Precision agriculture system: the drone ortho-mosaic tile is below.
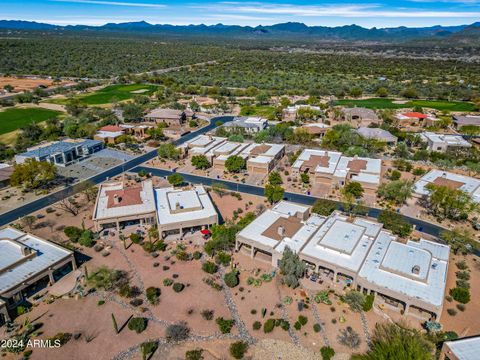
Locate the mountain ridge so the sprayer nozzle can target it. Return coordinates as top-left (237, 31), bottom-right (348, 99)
top-left (1, 19), bottom-right (479, 41)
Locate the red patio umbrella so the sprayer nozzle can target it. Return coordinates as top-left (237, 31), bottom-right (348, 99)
top-left (201, 229), bottom-right (211, 235)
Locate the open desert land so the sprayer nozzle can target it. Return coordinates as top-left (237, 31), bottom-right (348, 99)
top-left (2, 176), bottom-right (476, 360)
top-left (0, 77), bottom-right (73, 93)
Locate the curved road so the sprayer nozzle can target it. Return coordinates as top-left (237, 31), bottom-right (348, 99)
top-left (131, 165), bottom-right (449, 238)
top-left (0, 114), bottom-right (448, 239)
top-left (0, 116), bottom-right (235, 227)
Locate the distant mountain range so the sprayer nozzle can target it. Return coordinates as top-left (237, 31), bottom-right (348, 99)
top-left (1, 19), bottom-right (480, 42)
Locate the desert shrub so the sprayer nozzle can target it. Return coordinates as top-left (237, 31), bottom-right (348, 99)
top-left (313, 323), bottom-right (322, 333)
top-left (363, 294), bottom-right (375, 311)
top-left (129, 298), bottom-right (143, 307)
top-left (456, 271), bottom-right (470, 281)
top-left (251, 309), bottom-right (257, 315)
top-left (320, 346), bottom-right (335, 360)
top-left (185, 349), bottom-right (203, 360)
top-left (130, 233), bottom-right (142, 244)
top-left (97, 300), bottom-right (105, 306)
top-left (224, 270), bottom-right (239, 288)
top-left (450, 287), bottom-right (470, 304)
top-left (456, 279), bottom-right (470, 290)
top-left (456, 260), bottom-right (468, 270)
top-left (64, 226), bottom-right (83, 242)
top-left (146, 287), bottom-right (160, 305)
top-left (280, 320), bottom-right (290, 331)
top-left (48, 332), bottom-right (72, 347)
top-left (166, 322), bottom-right (190, 342)
top-left (216, 317), bottom-right (234, 334)
top-left (215, 252), bottom-right (231, 266)
top-left (253, 321), bottom-right (262, 330)
top-left (456, 304), bottom-right (466, 312)
top-left (294, 321), bottom-right (301, 330)
top-left (78, 230), bottom-right (94, 247)
top-left (230, 341), bottom-right (248, 359)
top-left (343, 290), bottom-right (366, 312)
top-left (201, 309), bottom-right (214, 321)
top-left (447, 308), bottom-right (457, 316)
top-left (128, 317), bottom-right (147, 334)
top-left (172, 283), bottom-right (185, 293)
top-left (298, 315), bottom-right (308, 326)
top-left (140, 341), bottom-right (158, 359)
top-left (192, 251), bottom-right (202, 260)
top-left (263, 319), bottom-right (275, 333)
top-left (337, 326), bottom-right (361, 349)
top-left (202, 261), bottom-right (217, 274)
top-left (176, 250), bottom-right (189, 261)
top-left (163, 278), bottom-right (173, 286)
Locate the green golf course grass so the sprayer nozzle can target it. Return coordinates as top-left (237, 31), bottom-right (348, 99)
top-left (78, 84), bottom-right (159, 105)
top-left (0, 107), bottom-right (61, 135)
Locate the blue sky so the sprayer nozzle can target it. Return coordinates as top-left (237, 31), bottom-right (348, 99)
top-left (2, 0), bottom-right (480, 28)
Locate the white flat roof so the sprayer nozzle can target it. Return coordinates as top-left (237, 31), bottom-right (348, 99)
top-left (292, 149), bottom-right (342, 175)
top-left (95, 131), bottom-right (124, 138)
top-left (93, 180), bottom-right (156, 221)
top-left (272, 201), bottom-right (310, 217)
top-left (247, 155), bottom-right (272, 165)
top-left (301, 213), bottom-right (376, 273)
top-left (445, 336), bottom-right (480, 360)
top-left (358, 236), bottom-right (449, 307)
top-left (414, 169), bottom-right (480, 203)
top-left (238, 208), bottom-right (324, 253)
top-left (421, 132), bottom-right (471, 148)
top-left (155, 186), bottom-right (217, 226)
top-left (0, 228), bottom-right (72, 294)
top-left (334, 156), bottom-right (382, 184)
top-left (180, 135), bottom-right (227, 155)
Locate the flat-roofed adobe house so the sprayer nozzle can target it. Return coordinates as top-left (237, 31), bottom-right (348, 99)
top-left (283, 105), bottom-right (322, 121)
top-left (356, 127), bottom-right (398, 145)
top-left (292, 149), bottom-right (382, 194)
top-left (94, 125), bottom-right (125, 144)
top-left (440, 335), bottom-right (480, 360)
top-left (211, 141), bottom-right (250, 171)
top-left (301, 123), bottom-right (331, 138)
top-left (236, 201), bottom-right (450, 321)
top-left (241, 143), bottom-right (285, 174)
top-left (221, 117), bottom-right (267, 134)
top-left (341, 107), bottom-right (379, 126)
top-left (155, 186), bottom-right (218, 240)
top-left (0, 227), bottom-right (76, 325)
top-left (144, 108), bottom-right (194, 126)
top-left (420, 132), bottom-right (471, 152)
top-left (414, 170), bottom-right (480, 203)
top-left (178, 135), bottom-right (227, 161)
top-left (93, 180), bottom-right (157, 231)
top-left (452, 115), bottom-right (480, 129)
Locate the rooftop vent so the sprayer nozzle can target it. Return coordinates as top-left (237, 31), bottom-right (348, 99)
top-left (412, 265), bottom-right (420, 275)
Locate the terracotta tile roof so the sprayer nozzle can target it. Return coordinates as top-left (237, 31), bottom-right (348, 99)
top-left (347, 159), bottom-right (367, 173)
top-left (262, 216), bottom-right (303, 241)
top-left (99, 125), bottom-right (124, 132)
top-left (432, 177), bottom-right (465, 190)
top-left (402, 112), bottom-right (428, 119)
top-left (301, 155), bottom-right (330, 170)
top-left (105, 187), bottom-right (143, 208)
top-left (250, 144), bottom-right (272, 156)
top-left (302, 125), bottom-right (329, 135)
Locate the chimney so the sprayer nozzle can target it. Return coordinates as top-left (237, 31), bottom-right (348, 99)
top-left (176, 202), bottom-right (181, 210)
top-left (113, 194), bottom-right (121, 204)
top-left (277, 225), bottom-right (285, 238)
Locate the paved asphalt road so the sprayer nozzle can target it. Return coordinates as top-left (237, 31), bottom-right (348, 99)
top-left (0, 115), bottom-right (235, 227)
top-left (0, 113), bottom-right (448, 240)
top-left (132, 165), bottom-right (449, 238)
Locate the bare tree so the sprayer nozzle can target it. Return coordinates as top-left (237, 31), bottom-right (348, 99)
top-left (77, 181), bottom-right (98, 203)
top-left (54, 198), bottom-right (81, 216)
top-left (21, 215), bottom-right (37, 231)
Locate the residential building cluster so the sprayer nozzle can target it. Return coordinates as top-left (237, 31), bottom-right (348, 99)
top-left (236, 201), bottom-right (450, 320)
top-left (292, 149), bottom-right (382, 194)
top-left (179, 135), bottom-right (285, 174)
